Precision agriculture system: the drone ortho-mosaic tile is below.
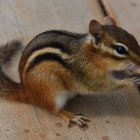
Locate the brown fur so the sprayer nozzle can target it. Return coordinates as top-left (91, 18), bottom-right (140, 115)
top-left (22, 61), bottom-right (74, 111)
top-left (0, 17), bottom-right (140, 130)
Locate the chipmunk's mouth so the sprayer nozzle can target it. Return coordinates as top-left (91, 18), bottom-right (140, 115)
top-left (108, 62), bottom-right (140, 92)
top-left (109, 70), bottom-right (131, 80)
top-left (109, 68), bottom-right (140, 80)
top-left (109, 61), bottom-right (140, 80)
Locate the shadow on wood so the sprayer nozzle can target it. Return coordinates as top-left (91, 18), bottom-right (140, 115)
top-left (65, 88), bottom-right (140, 118)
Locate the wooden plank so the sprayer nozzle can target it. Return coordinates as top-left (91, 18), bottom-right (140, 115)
top-left (31, 1), bottom-right (140, 140)
top-left (0, 101), bottom-right (45, 140)
top-left (98, 0), bottom-right (121, 26)
top-left (1, 0), bottom-right (140, 140)
top-left (0, 0), bottom-right (103, 44)
top-left (104, 0), bottom-right (140, 42)
top-left (99, 0), bottom-right (140, 139)
top-left (0, 0), bottom-right (104, 140)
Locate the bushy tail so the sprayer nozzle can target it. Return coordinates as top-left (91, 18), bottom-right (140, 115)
top-left (0, 40), bottom-right (23, 64)
top-left (0, 65), bottom-right (26, 103)
top-left (0, 40), bottom-right (24, 100)
top-left (0, 66), bottom-right (20, 95)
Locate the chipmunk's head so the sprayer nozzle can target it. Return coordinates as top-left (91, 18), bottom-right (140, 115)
top-left (89, 17), bottom-right (140, 66)
top-left (88, 17), bottom-right (140, 88)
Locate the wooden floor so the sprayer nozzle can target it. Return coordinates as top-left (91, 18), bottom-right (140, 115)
top-left (0, 0), bottom-right (140, 140)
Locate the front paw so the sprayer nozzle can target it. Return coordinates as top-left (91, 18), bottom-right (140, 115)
top-left (121, 76), bottom-right (140, 87)
top-left (129, 77), bottom-right (140, 87)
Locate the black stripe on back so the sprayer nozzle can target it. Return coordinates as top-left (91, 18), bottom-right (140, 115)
top-left (31, 42), bottom-right (71, 55)
top-left (26, 53), bottom-right (69, 72)
top-left (23, 30), bottom-right (86, 62)
top-left (23, 42), bottom-right (72, 64)
top-left (48, 30), bottom-right (86, 39)
top-left (27, 30), bottom-right (86, 57)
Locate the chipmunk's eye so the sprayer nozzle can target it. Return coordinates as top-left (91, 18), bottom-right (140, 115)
top-left (113, 45), bottom-right (128, 55)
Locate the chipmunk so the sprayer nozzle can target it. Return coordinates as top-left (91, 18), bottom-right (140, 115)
top-left (0, 17), bottom-right (140, 130)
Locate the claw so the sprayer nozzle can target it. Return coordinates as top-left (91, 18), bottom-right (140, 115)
top-left (80, 116), bottom-right (91, 122)
top-left (79, 123), bottom-right (89, 131)
top-left (68, 114), bottom-right (90, 131)
top-left (129, 77), bottom-right (140, 86)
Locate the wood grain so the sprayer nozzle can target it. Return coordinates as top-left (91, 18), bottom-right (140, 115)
top-left (100, 0), bottom-right (140, 139)
top-left (0, 0), bottom-right (103, 140)
top-left (106, 0), bottom-right (140, 43)
top-left (99, 0), bottom-right (121, 26)
top-left (0, 0), bottom-right (140, 140)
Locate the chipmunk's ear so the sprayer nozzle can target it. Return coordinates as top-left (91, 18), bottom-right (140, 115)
top-left (104, 16), bottom-right (116, 26)
top-left (89, 20), bottom-right (103, 45)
